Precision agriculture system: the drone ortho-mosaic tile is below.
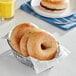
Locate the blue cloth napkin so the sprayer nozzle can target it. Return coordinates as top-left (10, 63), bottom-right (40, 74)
top-left (20, 1), bottom-right (76, 30)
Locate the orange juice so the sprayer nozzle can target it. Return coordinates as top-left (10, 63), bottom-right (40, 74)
top-left (0, 0), bottom-right (15, 19)
top-left (0, 3), bottom-right (1, 17)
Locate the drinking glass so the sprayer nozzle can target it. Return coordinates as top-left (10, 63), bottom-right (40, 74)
top-left (0, 0), bottom-right (15, 20)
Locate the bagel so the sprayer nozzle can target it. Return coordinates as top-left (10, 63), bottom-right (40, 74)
top-left (40, 0), bottom-right (69, 13)
top-left (10, 22), bottom-right (38, 54)
top-left (20, 29), bottom-right (41, 57)
top-left (27, 31), bottom-right (58, 60)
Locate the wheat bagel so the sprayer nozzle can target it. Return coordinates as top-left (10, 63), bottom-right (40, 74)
top-left (20, 29), bottom-right (41, 57)
top-left (10, 22), bottom-right (38, 54)
top-left (27, 31), bottom-right (58, 60)
top-left (40, 0), bottom-right (69, 13)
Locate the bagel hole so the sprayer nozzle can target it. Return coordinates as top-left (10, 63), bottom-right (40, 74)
top-left (41, 44), bottom-right (47, 50)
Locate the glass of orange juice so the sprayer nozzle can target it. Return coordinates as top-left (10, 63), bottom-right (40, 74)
top-left (0, 0), bottom-right (15, 20)
top-left (0, 3), bottom-right (1, 17)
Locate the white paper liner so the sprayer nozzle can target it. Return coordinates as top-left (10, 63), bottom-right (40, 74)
top-left (10, 44), bottom-right (70, 74)
top-left (29, 45), bottom-right (70, 73)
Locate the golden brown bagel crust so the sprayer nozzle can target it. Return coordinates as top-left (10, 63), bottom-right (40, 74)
top-left (40, 0), bottom-right (69, 13)
top-left (27, 31), bottom-right (58, 61)
top-left (20, 28), bottom-right (41, 57)
top-left (10, 22), bottom-right (38, 54)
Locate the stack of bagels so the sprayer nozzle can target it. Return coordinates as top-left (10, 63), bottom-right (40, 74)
top-left (10, 22), bottom-right (59, 61)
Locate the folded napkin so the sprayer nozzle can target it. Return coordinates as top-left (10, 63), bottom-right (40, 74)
top-left (20, 1), bottom-right (76, 30)
top-left (13, 44), bottom-right (70, 73)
